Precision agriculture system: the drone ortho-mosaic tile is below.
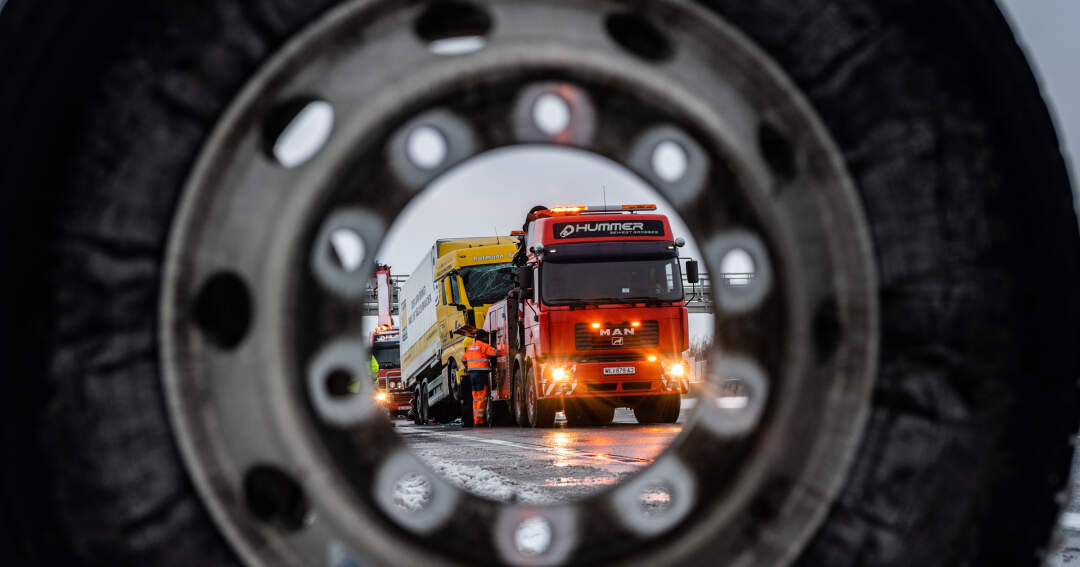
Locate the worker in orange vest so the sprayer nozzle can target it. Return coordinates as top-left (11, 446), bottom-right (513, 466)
top-left (461, 331), bottom-right (496, 427)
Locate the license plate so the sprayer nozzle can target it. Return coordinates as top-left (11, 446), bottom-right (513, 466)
top-left (603, 366), bottom-right (636, 376)
top-left (398, 405), bottom-right (411, 410)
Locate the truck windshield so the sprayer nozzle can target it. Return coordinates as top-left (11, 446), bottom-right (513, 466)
top-left (372, 344), bottom-right (399, 369)
top-left (541, 258), bottom-right (683, 304)
top-left (460, 263), bottom-right (515, 305)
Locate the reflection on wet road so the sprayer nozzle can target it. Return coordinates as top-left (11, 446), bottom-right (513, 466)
top-left (395, 406), bottom-right (687, 503)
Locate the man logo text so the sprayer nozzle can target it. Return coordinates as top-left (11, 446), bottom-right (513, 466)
top-left (599, 328), bottom-right (635, 336)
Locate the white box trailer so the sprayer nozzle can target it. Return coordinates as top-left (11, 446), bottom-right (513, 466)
top-left (400, 245), bottom-right (439, 385)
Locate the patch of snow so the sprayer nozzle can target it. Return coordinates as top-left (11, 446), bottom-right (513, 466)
top-left (417, 455), bottom-right (554, 505)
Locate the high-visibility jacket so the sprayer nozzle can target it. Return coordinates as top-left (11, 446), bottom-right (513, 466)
top-left (463, 340), bottom-right (496, 370)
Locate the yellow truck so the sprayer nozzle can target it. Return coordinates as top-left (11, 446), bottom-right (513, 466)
top-left (400, 237), bottom-right (517, 424)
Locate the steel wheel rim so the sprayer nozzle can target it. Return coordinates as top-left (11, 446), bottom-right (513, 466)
top-left (159, 1), bottom-right (879, 565)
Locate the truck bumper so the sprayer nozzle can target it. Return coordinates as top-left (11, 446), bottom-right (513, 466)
top-left (537, 360), bottom-right (690, 399)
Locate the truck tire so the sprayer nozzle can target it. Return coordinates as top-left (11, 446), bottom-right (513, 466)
top-left (524, 366), bottom-right (556, 428)
top-left (512, 363), bottom-right (528, 428)
top-left (1, 1), bottom-right (1077, 566)
top-left (632, 396), bottom-right (661, 425)
top-left (589, 400), bottom-right (616, 426)
top-left (658, 395), bottom-right (680, 424)
top-left (411, 388), bottom-right (423, 426)
top-left (452, 361), bottom-right (472, 428)
top-left (419, 387), bottom-right (430, 425)
top-left (563, 400), bottom-right (590, 427)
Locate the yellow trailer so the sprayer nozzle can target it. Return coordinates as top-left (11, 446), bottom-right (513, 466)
top-left (400, 237), bottom-right (517, 423)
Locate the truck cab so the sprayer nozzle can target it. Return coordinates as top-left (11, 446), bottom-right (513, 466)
top-left (400, 237), bottom-right (518, 423)
top-left (484, 205), bottom-right (692, 427)
top-left (370, 327), bottom-right (411, 418)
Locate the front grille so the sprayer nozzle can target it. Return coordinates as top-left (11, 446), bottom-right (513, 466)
top-left (577, 353), bottom-right (646, 363)
top-left (574, 321), bottom-right (659, 350)
top-left (585, 383), bottom-right (618, 392)
top-left (622, 382), bottom-right (651, 390)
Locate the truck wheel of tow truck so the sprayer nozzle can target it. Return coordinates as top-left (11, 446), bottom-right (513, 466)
top-left (563, 400), bottom-right (589, 427)
top-left (633, 396), bottom-right (660, 425)
top-left (588, 399), bottom-right (616, 426)
top-left (660, 394), bottom-right (681, 424)
top-left (512, 364), bottom-right (528, 428)
top-left (525, 366), bottom-right (556, 428)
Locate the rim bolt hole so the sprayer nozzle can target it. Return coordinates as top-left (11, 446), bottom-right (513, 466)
top-left (325, 368), bottom-right (355, 398)
top-left (406, 126), bottom-right (448, 169)
top-left (715, 378), bottom-right (751, 410)
top-left (392, 472), bottom-right (434, 512)
top-left (638, 481), bottom-right (675, 517)
top-left (605, 12), bottom-right (674, 62)
top-left (719, 248), bottom-right (755, 287)
top-left (328, 228), bottom-right (365, 273)
top-left (758, 121), bottom-right (796, 182)
top-left (533, 93), bottom-right (572, 136)
top-left (194, 272), bottom-right (252, 349)
top-left (514, 516), bottom-right (553, 556)
top-left (651, 140), bottom-right (688, 182)
top-left (244, 465), bottom-right (311, 531)
top-left (266, 100), bottom-right (334, 168)
top-left (416, 1), bottom-right (492, 55)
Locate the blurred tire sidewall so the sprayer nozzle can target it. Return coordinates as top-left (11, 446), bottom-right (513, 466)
top-left (1, 1), bottom-right (1077, 566)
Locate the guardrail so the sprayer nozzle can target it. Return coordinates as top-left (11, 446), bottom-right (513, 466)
top-left (358, 270), bottom-right (755, 316)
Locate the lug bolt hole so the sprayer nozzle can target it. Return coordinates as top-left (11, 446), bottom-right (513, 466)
top-left (328, 228), bottom-right (365, 273)
top-left (533, 93), bottom-right (572, 136)
top-left (416, 1), bottom-right (492, 55)
top-left (244, 465), bottom-right (311, 531)
top-left (652, 140), bottom-right (688, 182)
top-left (265, 100), bottom-right (335, 168)
top-left (393, 472), bottom-right (434, 512)
top-left (514, 516), bottom-right (553, 556)
top-left (638, 481), bottom-right (675, 517)
top-left (325, 368), bottom-right (355, 398)
top-left (406, 125), bottom-right (448, 169)
top-left (194, 272), bottom-right (252, 350)
top-left (720, 248), bottom-right (755, 287)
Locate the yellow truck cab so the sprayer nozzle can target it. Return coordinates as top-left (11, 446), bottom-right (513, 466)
top-left (400, 237), bottom-right (517, 423)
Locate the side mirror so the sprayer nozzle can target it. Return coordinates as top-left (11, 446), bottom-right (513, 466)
top-left (529, 243), bottom-right (545, 255)
top-left (685, 260), bottom-right (700, 284)
top-left (518, 266), bottom-right (534, 291)
top-left (674, 237), bottom-right (686, 248)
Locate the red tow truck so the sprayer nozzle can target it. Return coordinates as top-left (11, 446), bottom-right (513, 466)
top-left (370, 264), bottom-right (413, 418)
top-left (478, 204), bottom-right (697, 427)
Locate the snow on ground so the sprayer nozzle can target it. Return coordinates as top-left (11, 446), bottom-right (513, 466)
top-left (400, 454), bottom-right (555, 505)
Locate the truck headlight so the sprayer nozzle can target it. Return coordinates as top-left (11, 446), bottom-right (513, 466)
top-left (551, 367), bottom-right (568, 382)
top-left (663, 360), bottom-right (686, 377)
top-left (375, 391), bottom-right (388, 401)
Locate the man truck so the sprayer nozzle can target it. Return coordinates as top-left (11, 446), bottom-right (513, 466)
top-left (478, 204), bottom-right (696, 427)
top-left (400, 237), bottom-right (518, 424)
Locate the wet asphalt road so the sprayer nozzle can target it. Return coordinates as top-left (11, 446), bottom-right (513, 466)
top-left (394, 405), bottom-right (689, 504)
